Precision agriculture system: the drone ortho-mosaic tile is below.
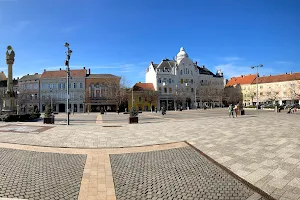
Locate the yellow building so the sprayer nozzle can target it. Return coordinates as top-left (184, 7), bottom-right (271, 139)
top-left (128, 83), bottom-right (158, 111)
top-left (225, 72), bottom-right (300, 106)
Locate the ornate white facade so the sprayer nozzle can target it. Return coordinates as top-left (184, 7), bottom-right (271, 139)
top-left (146, 47), bottom-right (225, 110)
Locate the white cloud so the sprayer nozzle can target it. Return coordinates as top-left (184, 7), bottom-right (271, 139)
top-left (62, 26), bottom-right (78, 33)
top-left (219, 56), bottom-right (243, 62)
top-left (274, 61), bottom-right (293, 65)
top-left (214, 62), bottom-right (275, 79)
top-left (12, 20), bottom-right (31, 34)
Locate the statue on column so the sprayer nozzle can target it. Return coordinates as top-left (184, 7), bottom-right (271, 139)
top-left (6, 45), bottom-right (15, 95)
top-left (6, 46), bottom-right (15, 64)
top-left (2, 45), bottom-right (17, 113)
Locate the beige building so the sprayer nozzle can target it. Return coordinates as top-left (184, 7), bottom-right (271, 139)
top-left (253, 72), bottom-right (300, 105)
top-left (18, 73), bottom-right (41, 112)
top-left (225, 72), bottom-right (300, 106)
top-left (40, 67), bottom-right (87, 113)
top-left (0, 71), bottom-right (18, 111)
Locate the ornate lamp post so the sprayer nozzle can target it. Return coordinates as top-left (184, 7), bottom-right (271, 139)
top-left (64, 42), bottom-right (72, 125)
top-left (251, 64), bottom-right (263, 111)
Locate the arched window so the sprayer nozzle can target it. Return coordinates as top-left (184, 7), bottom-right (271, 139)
top-left (180, 70), bottom-right (183, 75)
top-left (164, 87), bottom-right (167, 93)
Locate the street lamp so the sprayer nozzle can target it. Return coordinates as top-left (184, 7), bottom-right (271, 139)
top-left (49, 88), bottom-right (53, 112)
top-left (64, 42), bottom-right (72, 125)
top-left (162, 82), bottom-right (168, 110)
top-left (251, 64), bottom-right (263, 111)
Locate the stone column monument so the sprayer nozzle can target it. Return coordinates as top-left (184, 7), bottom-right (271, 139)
top-left (2, 45), bottom-right (17, 113)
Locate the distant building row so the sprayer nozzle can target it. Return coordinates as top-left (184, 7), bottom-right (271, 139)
top-left (225, 72), bottom-right (300, 106)
top-left (0, 68), bottom-right (120, 113)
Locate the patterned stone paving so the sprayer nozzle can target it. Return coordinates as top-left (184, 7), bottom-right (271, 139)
top-left (0, 148), bottom-right (86, 200)
top-left (110, 146), bottom-right (274, 200)
top-left (0, 125), bottom-right (53, 134)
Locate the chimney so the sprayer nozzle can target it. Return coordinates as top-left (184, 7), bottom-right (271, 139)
top-left (241, 75), bottom-right (243, 77)
top-left (290, 71), bottom-right (292, 75)
top-left (59, 68), bottom-right (61, 70)
top-left (1, 71), bottom-right (3, 73)
top-left (286, 72), bottom-right (288, 74)
top-left (83, 66), bottom-right (85, 69)
top-left (17, 77), bottom-right (19, 80)
top-left (151, 61), bottom-right (153, 65)
top-left (35, 73), bottom-right (38, 75)
top-left (88, 68), bottom-right (91, 75)
top-left (44, 69), bottom-right (46, 72)
top-left (27, 74), bottom-right (29, 76)
top-left (195, 61), bottom-right (197, 66)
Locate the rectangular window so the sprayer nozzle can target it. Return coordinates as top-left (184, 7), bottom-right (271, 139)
top-left (58, 83), bottom-right (61, 89)
top-left (191, 79), bottom-right (193, 84)
top-left (145, 96), bottom-right (148, 101)
top-left (260, 92), bottom-right (263, 95)
top-left (181, 79), bottom-right (183, 84)
top-left (80, 82), bottom-right (83, 88)
top-left (158, 78), bottom-right (161, 83)
top-left (52, 83), bottom-right (56, 89)
top-left (74, 83), bottom-right (76, 88)
top-left (138, 96), bottom-right (142, 102)
top-left (169, 78), bottom-right (171, 84)
top-left (48, 84), bottom-right (51, 89)
top-left (164, 87), bottom-right (167, 93)
top-left (62, 83), bottom-right (66, 89)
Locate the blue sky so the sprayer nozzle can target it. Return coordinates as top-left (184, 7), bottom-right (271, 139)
top-left (0, 0), bottom-right (299, 86)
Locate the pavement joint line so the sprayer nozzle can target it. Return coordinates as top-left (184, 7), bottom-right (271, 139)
top-left (185, 141), bottom-right (277, 200)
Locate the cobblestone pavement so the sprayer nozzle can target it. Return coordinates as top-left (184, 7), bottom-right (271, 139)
top-left (110, 146), bottom-right (273, 200)
top-left (0, 147), bottom-right (86, 200)
top-left (0, 109), bottom-right (300, 199)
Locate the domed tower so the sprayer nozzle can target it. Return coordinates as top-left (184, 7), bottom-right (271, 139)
top-left (216, 69), bottom-right (223, 77)
top-left (176, 47), bottom-right (188, 63)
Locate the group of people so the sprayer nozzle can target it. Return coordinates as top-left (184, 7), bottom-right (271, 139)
top-left (228, 104), bottom-right (240, 118)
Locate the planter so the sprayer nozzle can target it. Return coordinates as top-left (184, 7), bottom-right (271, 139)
top-left (44, 117), bottom-right (54, 124)
top-left (129, 116), bottom-right (138, 124)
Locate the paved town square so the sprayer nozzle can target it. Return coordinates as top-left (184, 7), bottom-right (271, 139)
top-left (0, 109), bottom-right (299, 199)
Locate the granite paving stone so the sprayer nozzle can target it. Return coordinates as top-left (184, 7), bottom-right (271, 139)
top-left (110, 146), bottom-right (274, 200)
top-left (0, 148), bottom-right (86, 200)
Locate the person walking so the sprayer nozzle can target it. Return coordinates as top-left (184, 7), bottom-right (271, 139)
top-left (234, 104), bottom-right (238, 117)
top-left (228, 104), bottom-right (234, 118)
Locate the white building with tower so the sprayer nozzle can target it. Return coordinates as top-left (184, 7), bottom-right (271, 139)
top-left (146, 47), bottom-right (225, 110)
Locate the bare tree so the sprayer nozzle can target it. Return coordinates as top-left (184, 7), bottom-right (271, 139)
top-left (290, 80), bottom-right (300, 103)
top-left (172, 86), bottom-right (187, 109)
top-left (145, 89), bottom-right (158, 112)
top-left (224, 85), bottom-right (243, 105)
top-left (106, 76), bottom-right (131, 111)
top-left (264, 86), bottom-right (279, 104)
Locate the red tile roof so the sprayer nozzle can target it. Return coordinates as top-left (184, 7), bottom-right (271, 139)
top-left (226, 74), bottom-right (257, 87)
top-left (133, 83), bottom-right (155, 91)
top-left (41, 69), bottom-right (86, 78)
top-left (254, 72), bottom-right (300, 84)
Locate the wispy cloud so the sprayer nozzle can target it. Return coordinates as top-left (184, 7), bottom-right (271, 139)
top-left (62, 26), bottom-right (79, 33)
top-left (214, 62), bottom-right (275, 79)
top-left (274, 61), bottom-right (293, 65)
top-left (12, 20), bottom-right (31, 34)
top-left (219, 56), bottom-right (243, 62)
